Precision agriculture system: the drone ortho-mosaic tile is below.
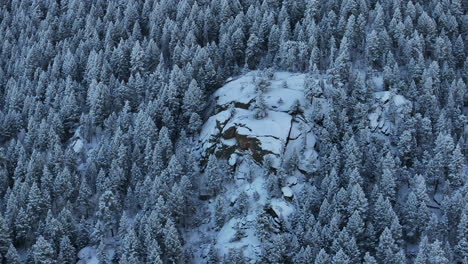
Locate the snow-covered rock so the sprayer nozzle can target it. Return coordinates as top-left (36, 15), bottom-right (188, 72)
top-left (215, 72), bottom-right (306, 112)
top-left (194, 71), bottom-right (416, 263)
top-left (72, 138), bottom-right (84, 153)
top-left (286, 176), bottom-right (298, 186)
top-left (281, 186), bottom-right (293, 200)
top-left (369, 91), bottom-right (411, 135)
top-left (199, 71), bottom-right (318, 173)
top-left (77, 247), bottom-right (98, 264)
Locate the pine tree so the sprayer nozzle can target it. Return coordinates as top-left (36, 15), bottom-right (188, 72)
top-left (5, 244), bottom-right (20, 264)
top-left (456, 212), bottom-right (468, 261)
top-left (97, 240), bottom-right (108, 264)
top-left (119, 227), bottom-right (141, 263)
top-left (254, 94), bottom-right (268, 119)
top-left (376, 228), bottom-right (402, 264)
top-left (448, 144), bottom-right (465, 189)
top-left (60, 87), bottom-right (80, 133)
top-left (130, 41), bottom-right (146, 75)
top-left (76, 217), bottom-right (90, 250)
top-left (343, 136), bottom-right (362, 174)
top-left (456, 237), bottom-right (468, 262)
top-left (76, 178), bottom-right (93, 217)
top-left (366, 30), bottom-right (381, 69)
top-left (188, 113), bottom-right (202, 135)
top-left (304, 76), bottom-right (323, 103)
top-left (363, 252), bottom-right (377, 264)
top-left (0, 214), bottom-right (11, 256)
top-left (88, 80), bottom-right (111, 126)
top-left (380, 168), bottom-right (397, 202)
top-left (314, 249), bottom-right (330, 264)
top-left (206, 243), bottom-right (219, 264)
top-left (373, 194), bottom-right (396, 234)
top-left (223, 247), bottom-right (246, 264)
top-left (182, 80), bottom-right (205, 120)
top-left (147, 239), bottom-right (163, 264)
top-left (390, 215), bottom-right (403, 247)
top-left (205, 155), bottom-right (222, 196)
top-left (14, 207), bottom-right (30, 245)
top-left (332, 36), bottom-right (351, 84)
top-left (231, 28), bottom-right (245, 65)
top-left (58, 236), bottom-right (76, 264)
top-left (32, 236), bottom-right (56, 264)
top-left (163, 219), bottom-right (184, 264)
top-left (151, 127), bottom-right (173, 174)
top-left (415, 236), bottom-right (429, 264)
top-left (346, 210), bottom-right (364, 237)
top-left (294, 246), bottom-right (313, 264)
top-left (332, 248), bottom-right (350, 264)
top-left (347, 183), bottom-right (368, 217)
top-left (62, 49), bottom-right (77, 79)
top-left (245, 33), bottom-right (261, 69)
top-left (93, 191), bottom-right (119, 240)
top-left (427, 240), bottom-right (449, 264)
top-left (263, 233), bottom-right (289, 263)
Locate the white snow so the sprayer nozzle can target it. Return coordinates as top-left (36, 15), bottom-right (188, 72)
top-left (200, 110), bottom-right (232, 142)
top-left (77, 247), bottom-right (98, 264)
top-left (270, 198), bottom-right (294, 218)
top-left (393, 94), bottom-right (408, 106)
top-left (214, 71), bottom-right (306, 112)
top-left (193, 70), bottom-right (413, 263)
top-left (221, 109), bottom-right (292, 156)
top-left (229, 153), bottom-right (238, 166)
top-left (281, 186), bottom-right (293, 198)
top-left (371, 75), bottom-right (384, 91)
top-left (370, 91), bottom-right (410, 135)
top-left (375, 91), bottom-right (410, 106)
top-left (286, 176), bottom-right (298, 186)
top-left (369, 112), bottom-right (379, 130)
top-left (72, 139), bottom-right (84, 153)
top-left (199, 110), bottom-right (232, 152)
top-left (200, 71), bottom-right (319, 173)
top-left (216, 217), bottom-right (261, 259)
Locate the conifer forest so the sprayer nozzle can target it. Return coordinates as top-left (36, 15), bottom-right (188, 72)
top-left (0, 0), bottom-right (467, 263)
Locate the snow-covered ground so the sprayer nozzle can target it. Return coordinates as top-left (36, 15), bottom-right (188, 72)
top-left (77, 247), bottom-right (98, 264)
top-left (185, 159), bottom-right (295, 263)
top-left (192, 70), bottom-right (415, 262)
top-left (191, 71), bottom-right (323, 261)
top-left (199, 71), bottom-right (318, 172)
top-left (369, 91), bottom-right (411, 135)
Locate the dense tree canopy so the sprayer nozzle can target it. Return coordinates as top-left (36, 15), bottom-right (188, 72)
top-left (0, 0), bottom-right (466, 263)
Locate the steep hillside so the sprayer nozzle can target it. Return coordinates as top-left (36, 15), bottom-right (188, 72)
top-left (200, 72), bottom-right (317, 172)
top-left (0, 0), bottom-right (466, 263)
top-left (186, 70), bottom-right (435, 263)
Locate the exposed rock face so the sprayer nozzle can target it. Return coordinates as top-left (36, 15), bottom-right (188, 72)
top-left (369, 91), bottom-right (411, 135)
top-left (199, 72), bottom-right (318, 173)
top-left (192, 72), bottom-right (416, 262)
top-left (199, 72), bottom-right (411, 175)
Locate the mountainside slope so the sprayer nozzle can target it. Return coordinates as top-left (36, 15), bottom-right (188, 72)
top-left (187, 70), bottom-right (435, 263)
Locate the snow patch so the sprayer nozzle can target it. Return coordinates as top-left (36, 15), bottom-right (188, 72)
top-left (270, 199), bottom-right (294, 218)
top-left (281, 186), bottom-right (293, 199)
top-left (370, 91), bottom-right (411, 135)
top-left (200, 71), bottom-right (318, 173)
top-left (72, 139), bottom-right (84, 153)
top-left (77, 247), bottom-right (98, 264)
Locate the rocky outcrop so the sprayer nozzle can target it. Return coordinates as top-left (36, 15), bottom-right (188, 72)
top-left (199, 71), bottom-right (318, 173)
top-left (369, 91), bottom-right (411, 135)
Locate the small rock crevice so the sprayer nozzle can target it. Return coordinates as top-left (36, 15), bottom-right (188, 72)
top-left (282, 115), bottom-right (296, 156)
